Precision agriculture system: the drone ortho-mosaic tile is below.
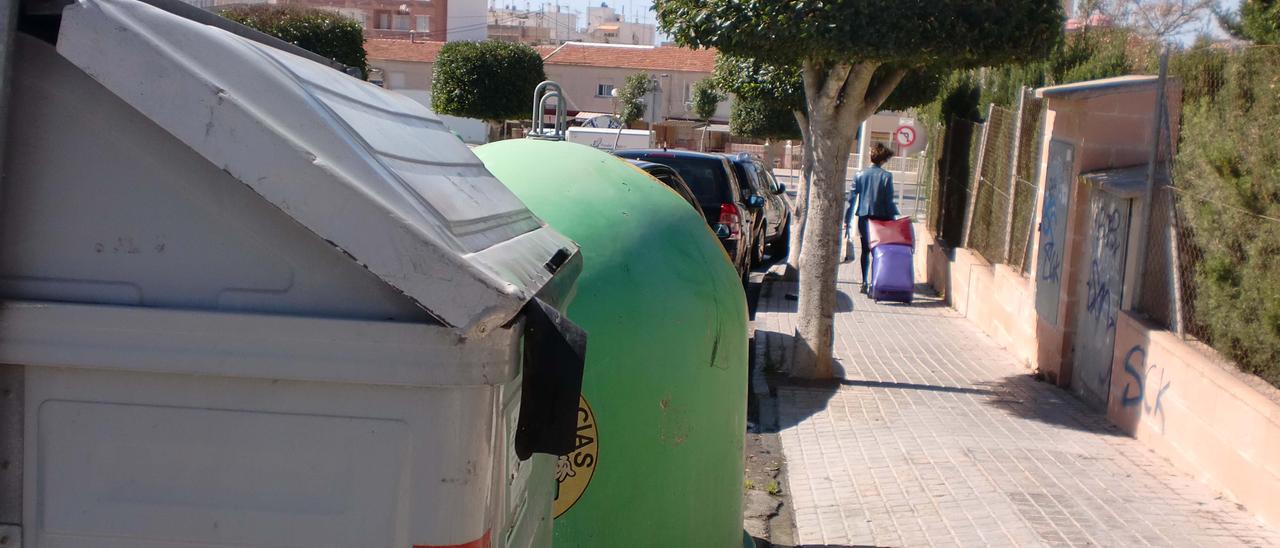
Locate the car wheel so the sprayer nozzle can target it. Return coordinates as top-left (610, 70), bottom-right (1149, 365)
top-left (768, 219), bottom-right (790, 259)
top-left (750, 227), bottom-right (766, 266)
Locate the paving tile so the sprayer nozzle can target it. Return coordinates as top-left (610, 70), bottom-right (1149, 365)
top-left (756, 261), bottom-right (1280, 547)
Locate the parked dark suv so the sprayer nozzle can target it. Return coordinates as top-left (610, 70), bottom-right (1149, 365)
top-left (624, 159), bottom-right (701, 213)
top-left (725, 153), bottom-right (791, 263)
top-left (614, 149), bottom-right (762, 279)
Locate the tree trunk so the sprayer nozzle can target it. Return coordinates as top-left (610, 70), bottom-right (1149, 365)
top-left (783, 114), bottom-right (813, 281)
top-left (792, 114), bottom-right (857, 379)
top-left (614, 124), bottom-right (625, 150)
top-left (700, 123), bottom-right (708, 151)
top-left (790, 60), bottom-right (904, 379)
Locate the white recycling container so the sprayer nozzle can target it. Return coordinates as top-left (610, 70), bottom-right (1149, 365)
top-left (0, 1), bottom-right (585, 546)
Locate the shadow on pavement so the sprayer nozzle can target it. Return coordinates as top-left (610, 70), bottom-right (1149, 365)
top-left (837, 379), bottom-right (1000, 396)
top-left (978, 375), bottom-right (1128, 437)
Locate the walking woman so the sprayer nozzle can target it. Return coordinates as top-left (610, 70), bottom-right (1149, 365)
top-left (843, 143), bottom-right (899, 294)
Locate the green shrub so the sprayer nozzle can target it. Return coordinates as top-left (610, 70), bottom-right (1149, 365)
top-left (430, 40), bottom-right (546, 124)
top-left (1173, 47), bottom-right (1280, 386)
top-left (729, 95), bottom-right (801, 142)
top-left (220, 5), bottom-right (366, 74)
top-left (614, 73), bottom-right (655, 127)
top-left (1218, 0), bottom-right (1280, 45)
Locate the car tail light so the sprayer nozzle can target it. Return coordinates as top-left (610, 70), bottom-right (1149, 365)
top-left (716, 203), bottom-right (741, 239)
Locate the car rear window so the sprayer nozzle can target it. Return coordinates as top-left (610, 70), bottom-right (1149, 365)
top-left (630, 156), bottom-right (730, 205)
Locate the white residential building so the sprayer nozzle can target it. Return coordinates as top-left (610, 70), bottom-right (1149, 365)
top-left (583, 2), bottom-right (654, 45)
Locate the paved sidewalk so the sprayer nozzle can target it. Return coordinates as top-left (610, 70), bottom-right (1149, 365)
top-left (754, 261), bottom-right (1280, 547)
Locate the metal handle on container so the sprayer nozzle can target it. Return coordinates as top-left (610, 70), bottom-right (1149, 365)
top-left (530, 80), bottom-right (566, 141)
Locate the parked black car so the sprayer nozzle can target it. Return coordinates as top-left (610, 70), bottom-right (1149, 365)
top-left (625, 159), bottom-right (701, 214)
top-left (724, 153), bottom-right (791, 263)
top-left (614, 149), bottom-right (762, 280)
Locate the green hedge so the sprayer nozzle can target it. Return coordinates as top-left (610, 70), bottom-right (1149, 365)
top-left (220, 5), bottom-right (366, 75)
top-left (1172, 47), bottom-right (1280, 387)
top-left (431, 40), bottom-right (546, 123)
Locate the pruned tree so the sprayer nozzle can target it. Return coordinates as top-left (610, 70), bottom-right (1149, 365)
top-left (657, 0), bottom-right (1063, 378)
top-left (220, 5), bottom-right (366, 75)
top-left (614, 73), bottom-right (655, 149)
top-left (690, 79), bottom-right (725, 151)
top-left (1216, 0), bottom-right (1280, 44)
top-left (431, 40), bottom-right (546, 140)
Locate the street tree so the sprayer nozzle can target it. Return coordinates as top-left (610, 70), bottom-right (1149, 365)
top-left (220, 5), bottom-right (366, 74)
top-left (657, 0), bottom-right (1063, 378)
top-left (431, 40), bottom-right (546, 140)
top-left (690, 79), bottom-right (726, 151)
top-left (614, 73), bottom-right (655, 149)
top-left (1217, 0), bottom-right (1280, 44)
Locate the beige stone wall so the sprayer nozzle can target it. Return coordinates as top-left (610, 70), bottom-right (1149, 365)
top-left (917, 228), bottom-right (1039, 369)
top-left (1108, 311), bottom-right (1280, 529)
top-left (918, 77), bottom-right (1280, 530)
top-left (368, 59), bottom-right (434, 91)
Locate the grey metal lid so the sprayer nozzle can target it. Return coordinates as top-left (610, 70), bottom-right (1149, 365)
top-left (56, 0), bottom-right (577, 334)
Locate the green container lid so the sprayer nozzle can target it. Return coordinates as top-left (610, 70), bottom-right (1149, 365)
top-left (476, 140), bottom-right (748, 548)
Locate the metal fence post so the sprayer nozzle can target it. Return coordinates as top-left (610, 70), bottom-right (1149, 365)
top-left (1001, 88), bottom-right (1028, 262)
top-left (1129, 47), bottom-right (1169, 317)
top-left (961, 104), bottom-right (994, 248)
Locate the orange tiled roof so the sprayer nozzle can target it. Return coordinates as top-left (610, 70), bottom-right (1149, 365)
top-left (365, 39), bottom-right (717, 74)
top-left (542, 42), bottom-right (716, 73)
top-left (364, 38), bottom-right (447, 63)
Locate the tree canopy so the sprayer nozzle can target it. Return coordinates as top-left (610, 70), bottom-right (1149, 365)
top-left (690, 79), bottom-right (725, 121)
top-left (220, 5), bottom-right (366, 73)
top-left (431, 40), bottom-right (546, 123)
top-left (715, 53), bottom-right (943, 122)
top-left (730, 95), bottom-right (802, 141)
top-left (713, 55), bottom-right (804, 110)
top-left (656, 0), bottom-right (1064, 70)
top-left (615, 73), bottom-right (654, 126)
top-left (1218, 0), bottom-right (1280, 44)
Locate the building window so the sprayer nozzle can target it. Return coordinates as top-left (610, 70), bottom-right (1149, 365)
top-left (596, 83), bottom-right (615, 97)
top-left (376, 13), bottom-right (391, 29)
top-left (415, 15), bottom-right (430, 32)
top-left (393, 14), bottom-right (413, 31)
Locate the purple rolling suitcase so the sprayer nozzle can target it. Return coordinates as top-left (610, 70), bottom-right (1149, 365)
top-left (869, 243), bottom-right (914, 303)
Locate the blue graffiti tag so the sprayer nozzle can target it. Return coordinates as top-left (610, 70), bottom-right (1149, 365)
top-left (1095, 206), bottom-right (1122, 255)
top-left (1041, 192), bottom-right (1059, 237)
top-left (1085, 259), bottom-right (1115, 331)
top-left (1039, 242), bottom-right (1062, 283)
top-left (1120, 345), bottom-right (1172, 430)
top-left (1038, 189), bottom-right (1064, 283)
top-left (1121, 346), bottom-right (1147, 406)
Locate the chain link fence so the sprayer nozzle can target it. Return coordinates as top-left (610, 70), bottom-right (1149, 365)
top-left (1008, 91), bottom-right (1045, 273)
top-left (927, 117), bottom-right (984, 246)
top-left (1133, 45), bottom-right (1280, 387)
top-left (963, 104), bottom-right (1016, 263)
top-left (923, 87), bottom-right (1044, 272)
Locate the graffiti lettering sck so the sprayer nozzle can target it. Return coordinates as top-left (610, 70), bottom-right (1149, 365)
top-left (553, 394), bottom-right (598, 518)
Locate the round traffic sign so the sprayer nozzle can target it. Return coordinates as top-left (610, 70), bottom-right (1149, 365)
top-left (894, 125), bottom-right (917, 147)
